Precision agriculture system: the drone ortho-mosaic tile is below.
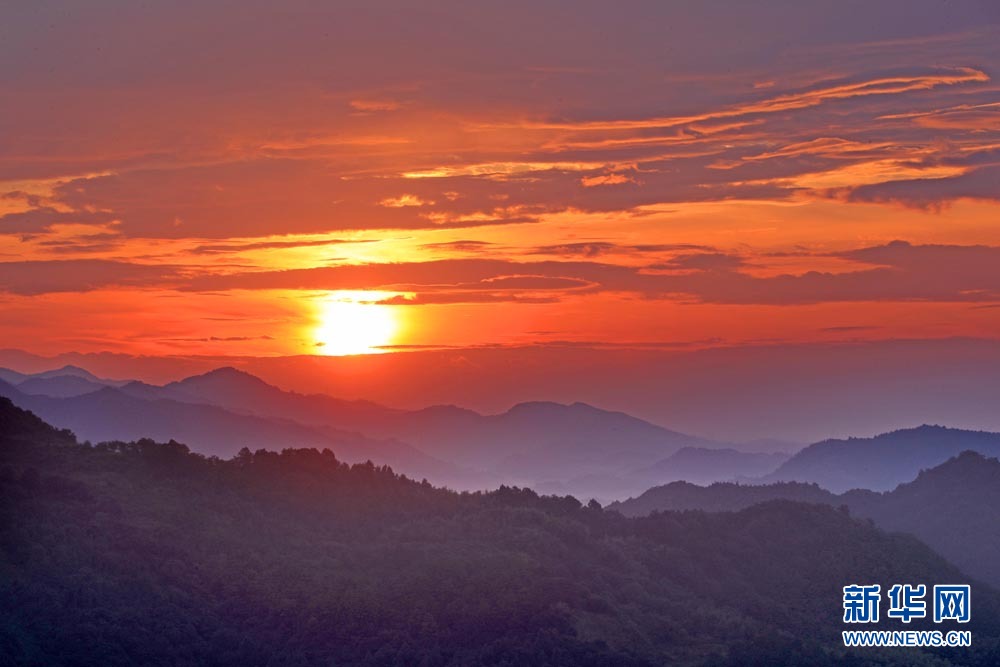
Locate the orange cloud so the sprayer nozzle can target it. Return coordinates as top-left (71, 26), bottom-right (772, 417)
top-left (580, 173), bottom-right (635, 187)
top-left (493, 68), bottom-right (989, 132)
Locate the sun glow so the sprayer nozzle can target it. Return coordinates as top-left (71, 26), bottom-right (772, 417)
top-left (314, 292), bottom-right (400, 355)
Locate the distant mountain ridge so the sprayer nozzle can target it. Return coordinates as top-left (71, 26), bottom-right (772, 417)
top-left (16, 375), bottom-right (109, 398)
top-left (4, 364), bottom-right (128, 386)
top-left (161, 368), bottom-right (716, 475)
top-left (635, 446), bottom-right (788, 486)
top-left (762, 424), bottom-right (1000, 492)
top-left (0, 378), bottom-right (472, 488)
top-left (1, 364), bottom-right (744, 498)
top-left (9, 363), bottom-right (1000, 502)
top-left (610, 450), bottom-right (1000, 587)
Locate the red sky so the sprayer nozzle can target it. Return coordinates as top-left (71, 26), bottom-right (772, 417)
top-left (2, 1), bottom-right (1000, 365)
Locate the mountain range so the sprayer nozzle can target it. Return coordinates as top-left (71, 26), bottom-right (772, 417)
top-left (610, 450), bottom-right (1000, 587)
top-left (0, 376), bottom-right (470, 488)
top-left (761, 425), bottom-right (1000, 492)
top-left (129, 367), bottom-right (720, 478)
top-left (3, 396), bottom-right (999, 666)
top-left (0, 365), bottom-right (779, 498)
top-left (6, 364), bottom-right (1000, 503)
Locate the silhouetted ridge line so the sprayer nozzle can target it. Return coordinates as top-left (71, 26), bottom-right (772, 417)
top-left (762, 424), bottom-right (1000, 492)
top-left (612, 450), bottom-right (1000, 587)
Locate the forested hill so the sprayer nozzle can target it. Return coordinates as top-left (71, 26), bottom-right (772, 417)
top-left (3, 398), bottom-right (1000, 666)
top-left (608, 451), bottom-right (1000, 588)
top-left (607, 479), bottom-right (842, 516)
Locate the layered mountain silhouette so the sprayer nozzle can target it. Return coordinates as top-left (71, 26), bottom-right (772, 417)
top-left (635, 446), bottom-right (788, 486)
top-left (3, 398), bottom-right (998, 666)
top-left (529, 446), bottom-right (790, 500)
top-left (15, 374), bottom-right (110, 398)
top-left (7, 364), bottom-right (1000, 504)
top-left (1, 365), bottom-right (769, 497)
top-left (0, 367), bottom-right (29, 385)
top-left (761, 425), bottom-right (1000, 492)
top-left (0, 378), bottom-right (470, 488)
top-left (610, 451), bottom-right (1000, 587)
top-left (0, 364), bottom-right (128, 398)
top-left (141, 367), bottom-right (720, 479)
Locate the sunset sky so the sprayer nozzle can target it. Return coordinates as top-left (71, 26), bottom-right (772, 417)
top-left (2, 1), bottom-right (1000, 363)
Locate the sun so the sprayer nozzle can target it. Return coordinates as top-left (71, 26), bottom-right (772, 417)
top-left (314, 293), bottom-right (399, 355)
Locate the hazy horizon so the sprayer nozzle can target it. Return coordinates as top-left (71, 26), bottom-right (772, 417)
top-left (4, 335), bottom-right (1000, 444)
